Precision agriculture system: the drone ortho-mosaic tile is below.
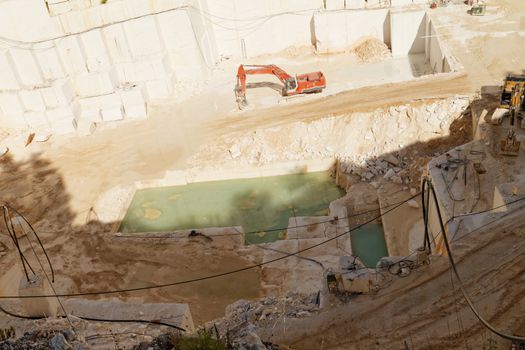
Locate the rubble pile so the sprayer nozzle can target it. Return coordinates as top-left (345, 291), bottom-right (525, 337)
top-left (0, 329), bottom-right (88, 350)
top-left (189, 97), bottom-right (471, 185)
top-left (205, 293), bottom-right (320, 349)
top-left (338, 152), bottom-right (414, 185)
top-left (352, 37), bottom-right (391, 62)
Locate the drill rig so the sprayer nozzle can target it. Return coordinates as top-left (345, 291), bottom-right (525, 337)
top-left (499, 74), bottom-right (525, 156)
top-left (234, 64), bottom-right (326, 109)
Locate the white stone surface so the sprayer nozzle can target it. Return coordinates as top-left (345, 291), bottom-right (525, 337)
top-left (51, 117), bottom-right (77, 135)
top-left (0, 92), bottom-right (25, 117)
top-left (59, 6), bottom-right (103, 34)
top-left (69, 0), bottom-right (91, 11)
top-left (0, 50), bottom-right (21, 90)
top-left (47, 106), bottom-right (78, 134)
top-left (19, 90), bottom-right (46, 112)
top-left (56, 36), bottom-right (88, 76)
top-left (24, 111), bottom-right (50, 129)
top-left (100, 0), bottom-right (128, 24)
top-left (123, 16), bottom-right (164, 58)
top-left (73, 70), bottom-right (118, 98)
top-left (426, 18), bottom-right (451, 73)
top-left (313, 9), bottom-right (390, 54)
top-left (141, 80), bottom-right (172, 100)
top-left (7, 49), bottom-right (44, 88)
top-left (157, 10), bottom-right (206, 81)
top-left (119, 87), bottom-right (147, 119)
top-left (79, 29), bottom-right (111, 72)
top-left (74, 97), bottom-right (102, 121)
top-left (0, 0), bottom-right (62, 43)
top-left (76, 117), bottom-right (97, 136)
top-left (40, 79), bottom-right (76, 109)
top-left (33, 45), bottom-right (67, 81)
top-left (46, 106), bottom-right (76, 122)
top-left (102, 23), bottom-right (132, 63)
top-left (390, 10), bottom-right (426, 56)
top-left (115, 55), bottom-right (173, 84)
top-left (48, 1), bottom-right (72, 16)
top-left (99, 93), bottom-right (124, 121)
top-left (0, 93), bottom-right (26, 129)
top-left (325, 0), bottom-right (345, 10)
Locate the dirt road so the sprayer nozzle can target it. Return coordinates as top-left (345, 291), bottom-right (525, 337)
top-left (212, 73), bottom-right (471, 134)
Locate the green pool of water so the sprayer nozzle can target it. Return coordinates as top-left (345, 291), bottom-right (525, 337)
top-left (119, 171), bottom-right (345, 244)
top-left (350, 222), bottom-right (388, 267)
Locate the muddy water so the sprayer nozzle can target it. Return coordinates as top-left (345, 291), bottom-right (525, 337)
top-left (119, 171), bottom-right (345, 244)
top-left (350, 221), bottom-right (388, 267)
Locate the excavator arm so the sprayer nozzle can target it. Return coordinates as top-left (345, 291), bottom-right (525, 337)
top-left (234, 64), bottom-right (325, 109)
top-left (499, 74), bottom-right (525, 156)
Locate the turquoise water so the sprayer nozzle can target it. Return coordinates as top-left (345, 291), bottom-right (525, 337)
top-left (119, 171), bottom-right (345, 244)
top-left (350, 222), bottom-right (388, 267)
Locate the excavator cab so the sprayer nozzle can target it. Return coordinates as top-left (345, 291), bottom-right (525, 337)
top-left (498, 74), bottom-right (525, 156)
top-left (282, 77), bottom-right (297, 96)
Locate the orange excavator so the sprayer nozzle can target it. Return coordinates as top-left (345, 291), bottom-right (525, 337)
top-left (234, 64), bottom-right (326, 109)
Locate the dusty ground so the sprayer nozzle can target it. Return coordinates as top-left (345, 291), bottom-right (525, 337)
top-left (0, 0), bottom-right (524, 347)
top-left (266, 210), bottom-right (525, 349)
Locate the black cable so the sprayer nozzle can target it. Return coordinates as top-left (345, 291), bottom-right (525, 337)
top-left (0, 304), bottom-right (41, 320)
top-left (4, 189), bottom-right (524, 302)
top-left (424, 178), bottom-right (525, 343)
top-left (0, 192), bottom-right (419, 299)
top-left (7, 204), bottom-right (55, 283)
top-left (253, 244), bottom-right (324, 269)
top-left (2, 206), bottom-right (35, 281)
top-left (421, 179), bottom-right (431, 252)
top-left (0, 304), bottom-right (186, 332)
top-left (77, 316), bottom-right (186, 332)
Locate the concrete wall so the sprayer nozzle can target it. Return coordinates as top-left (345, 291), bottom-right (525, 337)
top-left (390, 10), bottom-right (426, 56)
top-left (196, 0), bottom-right (322, 59)
top-left (313, 9), bottom-right (390, 54)
top-left (313, 8), bottom-right (455, 74)
top-left (425, 17), bottom-right (452, 74)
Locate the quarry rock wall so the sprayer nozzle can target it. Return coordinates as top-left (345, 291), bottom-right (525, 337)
top-left (0, 0), bottom-right (447, 135)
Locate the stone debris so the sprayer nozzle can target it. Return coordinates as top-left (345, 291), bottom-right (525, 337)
top-left (0, 330), bottom-right (87, 350)
top-left (229, 144), bottom-right (242, 159)
top-left (49, 333), bottom-right (70, 350)
top-left (407, 199), bottom-right (420, 209)
top-left (352, 37), bottom-right (391, 62)
top-left (190, 97), bottom-right (470, 173)
top-left (204, 293), bottom-right (320, 349)
top-left (189, 97), bottom-right (470, 190)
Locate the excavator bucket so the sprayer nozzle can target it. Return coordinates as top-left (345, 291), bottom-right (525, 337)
top-left (234, 85), bottom-right (248, 110)
top-left (500, 130), bottom-right (520, 156)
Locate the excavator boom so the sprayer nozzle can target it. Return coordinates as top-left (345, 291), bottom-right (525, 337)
top-left (234, 64), bottom-right (326, 109)
top-left (499, 74), bottom-right (525, 156)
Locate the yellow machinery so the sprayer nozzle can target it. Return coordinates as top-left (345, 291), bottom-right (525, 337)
top-left (499, 74), bottom-right (525, 156)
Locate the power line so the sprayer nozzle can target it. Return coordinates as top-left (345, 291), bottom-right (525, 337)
top-left (3, 189), bottom-right (525, 301)
top-left (2, 206), bottom-right (35, 282)
top-left (6, 204), bottom-right (55, 282)
top-left (0, 192), bottom-right (418, 299)
top-left (0, 5), bottom-right (323, 49)
top-left (0, 303), bottom-right (186, 332)
top-left (423, 178), bottom-right (525, 343)
top-left (19, 222), bottom-right (77, 336)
